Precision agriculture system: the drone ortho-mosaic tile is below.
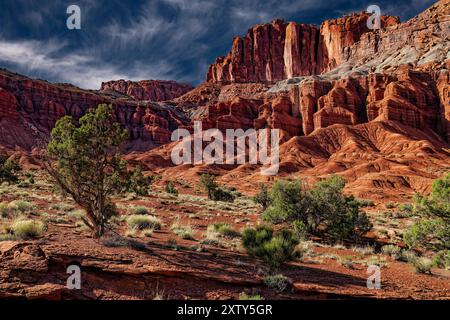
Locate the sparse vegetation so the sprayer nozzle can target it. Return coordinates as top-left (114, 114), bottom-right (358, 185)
top-left (165, 181), bottom-right (179, 196)
top-left (338, 255), bottom-right (355, 269)
top-left (200, 174), bottom-right (235, 202)
top-left (242, 226), bottom-right (300, 269)
top-left (126, 214), bottom-right (161, 231)
top-left (386, 202), bottom-right (396, 209)
top-left (132, 206), bottom-right (151, 215)
top-left (432, 250), bottom-right (450, 269)
top-left (125, 166), bottom-right (154, 196)
top-left (263, 274), bottom-right (290, 292)
top-left (10, 220), bottom-right (45, 239)
top-left (0, 155), bottom-right (21, 184)
top-left (207, 222), bottom-right (240, 238)
top-left (239, 293), bottom-right (264, 300)
top-left (253, 184), bottom-right (271, 210)
top-left (404, 173), bottom-right (449, 252)
top-left (412, 257), bottom-right (433, 274)
top-left (381, 245), bottom-right (402, 259)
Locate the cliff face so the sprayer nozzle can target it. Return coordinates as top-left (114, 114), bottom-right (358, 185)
top-left (0, 70), bottom-right (189, 151)
top-left (206, 13), bottom-right (399, 83)
top-left (100, 79), bottom-right (194, 102)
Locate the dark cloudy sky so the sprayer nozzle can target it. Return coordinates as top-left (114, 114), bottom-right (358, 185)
top-left (0, 0), bottom-right (436, 89)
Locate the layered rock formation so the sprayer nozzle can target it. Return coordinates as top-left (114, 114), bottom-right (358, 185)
top-left (101, 79), bottom-right (194, 102)
top-left (206, 12), bottom-right (400, 83)
top-left (0, 69), bottom-right (189, 151)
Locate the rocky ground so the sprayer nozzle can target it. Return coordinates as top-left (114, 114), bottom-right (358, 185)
top-left (0, 173), bottom-right (449, 300)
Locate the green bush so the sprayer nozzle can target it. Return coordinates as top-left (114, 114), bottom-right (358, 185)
top-left (432, 250), bottom-right (450, 270)
top-left (397, 250), bottom-right (417, 263)
top-left (386, 202), bottom-right (396, 209)
top-left (358, 199), bottom-right (375, 207)
top-left (165, 181), bottom-right (179, 196)
top-left (242, 226), bottom-right (299, 269)
top-left (405, 173), bottom-right (449, 252)
top-left (211, 187), bottom-right (235, 202)
top-left (11, 220), bottom-right (45, 239)
top-left (200, 174), bottom-right (218, 200)
top-left (126, 166), bottom-right (154, 196)
top-left (239, 293), bottom-right (264, 300)
top-left (412, 258), bottom-right (433, 274)
top-left (381, 245), bottom-right (402, 259)
top-left (126, 215), bottom-right (161, 230)
top-left (173, 226), bottom-right (195, 240)
top-left (291, 220), bottom-right (308, 240)
top-left (0, 155), bottom-right (21, 184)
top-left (132, 206), bottom-right (150, 215)
top-left (263, 274), bottom-right (290, 292)
top-left (398, 203), bottom-right (413, 213)
top-left (253, 184), bottom-right (271, 210)
top-left (262, 176), bottom-right (372, 242)
top-left (208, 223), bottom-right (240, 238)
top-left (9, 200), bottom-right (35, 214)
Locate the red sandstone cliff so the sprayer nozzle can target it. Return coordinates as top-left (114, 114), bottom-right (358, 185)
top-left (101, 79), bottom-right (193, 102)
top-left (0, 69), bottom-right (189, 151)
top-left (206, 13), bottom-right (400, 83)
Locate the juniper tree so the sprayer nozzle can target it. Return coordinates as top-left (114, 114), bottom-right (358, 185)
top-left (46, 104), bottom-right (129, 238)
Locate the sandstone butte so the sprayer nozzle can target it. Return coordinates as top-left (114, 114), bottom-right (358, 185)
top-left (0, 0), bottom-right (449, 200)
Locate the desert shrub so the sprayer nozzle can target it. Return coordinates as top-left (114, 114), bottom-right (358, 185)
top-left (0, 202), bottom-right (13, 218)
top-left (358, 199), bottom-right (375, 207)
top-left (337, 255), bottom-right (355, 269)
top-left (412, 257), bottom-right (433, 274)
top-left (125, 166), bottom-right (154, 196)
top-left (46, 104), bottom-right (129, 238)
top-left (291, 220), bottom-right (308, 240)
top-left (9, 200), bottom-right (35, 214)
top-left (199, 174), bottom-right (234, 202)
top-left (397, 250), bottom-right (417, 263)
top-left (405, 173), bottom-right (449, 252)
top-left (386, 202), bottom-right (396, 209)
top-left (310, 176), bottom-right (372, 241)
top-left (165, 181), bottom-right (179, 196)
top-left (126, 215), bottom-right (161, 230)
top-left (253, 184), bottom-right (271, 210)
top-left (263, 274), bottom-right (290, 292)
top-left (25, 172), bottom-right (35, 185)
top-left (68, 210), bottom-right (84, 220)
top-left (239, 293), bottom-right (264, 300)
top-left (432, 250), bottom-right (450, 270)
top-left (173, 225), bottom-right (195, 240)
top-left (10, 220), bottom-right (45, 239)
top-left (242, 226), bottom-right (299, 269)
top-left (381, 245), bottom-right (402, 259)
top-left (398, 203), bottom-right (413, 213)
top-left (0, 155), bottom-right (21, 184)
top-left (132, 206), bottom-right (150, 215)
top-left (404, 218), bottom-right (449, 252)
top-left (200, 174), bottom-right (218, 200)
top-left (352, 245), bottom-right (374, 256)
top-left (211, 187), bottom-right (235, 202)
top-left (208, 222), bottom-right (240, 238)
top-left (262, 176), bottom-right (371, 242)
top-left (262, 180), bottom-right (308, 224)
